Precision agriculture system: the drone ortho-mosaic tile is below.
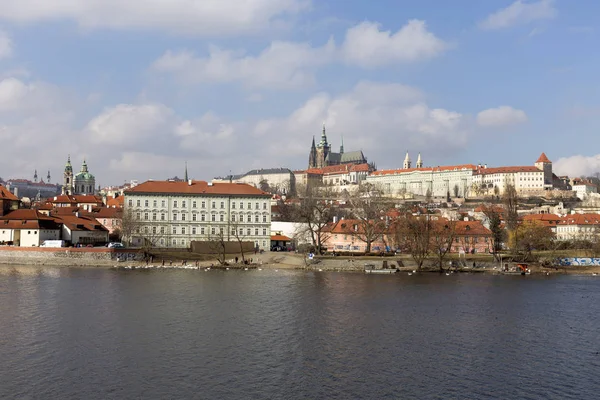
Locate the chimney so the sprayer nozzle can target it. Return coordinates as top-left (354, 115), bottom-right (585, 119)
top-left (333, 216), bottom-right (338, 223)
top-left (75, 212), bottom-right (80, 218)
top-left (484, 164), bottom-right (487, 169)
top-left (188, 179), bottom-right (192, 186)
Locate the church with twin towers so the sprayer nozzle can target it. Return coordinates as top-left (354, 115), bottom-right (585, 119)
top-left (308, 124), bottom-right (368, 169)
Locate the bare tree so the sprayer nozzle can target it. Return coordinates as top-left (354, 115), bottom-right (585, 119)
top-left (513, 220), bottom-right (555, 261)
top-left (431, 219), bottom-right (456, 271)
top-left (119, 206), bottom-right (139, 246)
top-left (453, 184), bottom-right (459, 198)
top-left (396, 215), bottom-right (432, 270)
top-left (481, 205), bottom-right (505, 261)
top-left (230, 219), bottom-right (249, 263)
top-left (503, 183), bottom-right (519, 231)
top-left (297, 189), bottom-right (332, 253)
top-left (349, 184), bottom-right (390, 253)
top-left (425, 188), bottom-right (432, 203)
top-left (207, 227), bottom-right (228, 265)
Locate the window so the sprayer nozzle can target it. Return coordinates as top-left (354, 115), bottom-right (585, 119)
top-left (232, 202), bottom-right (236, 209)
top-left (263, 215), bottom-right (267, 223)
top-left (172, 213), bottom-right (177, 221)
top-left (211, 227), bottom-right (216, 235)
top-left (136, 200), bottom-right (141, 207)
top-left (263, 202), bottom-right (267, 210)
top-left (161, 200), bottom-right (166, 207)
top-left (220, 215), bottom-right (224, 222)
top-left (247, 202), bottom-right (251, 209)
top-left (240, 202), bottom-right (244, 209)
top-left (263, 228), bottom-right (267, 235)
top-left (239, 228), bottom-right (244, 235)
top-left (255, 202), bottom-right (259, 210)
top-left (201, 227), bottom-right (205, 234)
top-left (182, 227), bottom-right (186, 234)
top-left (153, 200), bottom-right (157, 207)
top-left (152, 213), bottom-right (157, 221)
top-left (173, 227), bottom-right (177, 234)
top-left (192, 227), bottom-right (196, 235)
top-left (160, 226), bottom-right (165, 234)
top-left (181, 214), bottom-right (186, 221)
top-left (161, 213), bottom-right (165, 221)
top-left (255, 215), bottom-right (259, 223)
top-left (144, 200), bottom-right (149, 207)
top-left (232, 228), bottom-right (236, 235)
top-left (192, 214), bottom-right (197, 221)
top-left (160, 238), bottom-right (164, 245)
top-left (182, 201), bottom-right (186, 208)
top-left (247, 215), bottom-right (252, 222)
top-left (152, 226), bottom-right (157, 234)
top-left (201, 214), bottom-right (206, 222)
top-left (247, 228), bottom-right (252, 235)
top-left (212, 201), bottom-right (216, 208)
top-left (128, 199), bottom-right (133, 207)
top-left (211, 214), bottom-right (216, 222)
top-left (231, 215), bottom-right (236, 222)
top-left (202, 201), bottom-right (206, 208)
top-left (220, 201), bottom-right (224, 209)
top-left (174, 200), bottom-right (178, 207)
top-left (192, 201), bottom-right (197, 208)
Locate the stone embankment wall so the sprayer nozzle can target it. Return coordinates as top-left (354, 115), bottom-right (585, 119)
top-left (0, 247), bottom-right (143, 266)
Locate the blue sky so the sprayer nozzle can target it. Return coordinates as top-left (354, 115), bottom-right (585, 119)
top-left (1, 0), bottom-right (600, 186)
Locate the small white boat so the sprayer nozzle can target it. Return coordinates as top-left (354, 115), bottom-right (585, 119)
top-left (364, 263), bottom-right (398, 274)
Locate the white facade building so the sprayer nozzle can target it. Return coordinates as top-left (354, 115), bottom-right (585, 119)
top-left (125, 180), bottom-right (272, 249)
top-left (366, 162), bottom-right (477, 198)
top-left (214, 168), bottom-right (295, 195)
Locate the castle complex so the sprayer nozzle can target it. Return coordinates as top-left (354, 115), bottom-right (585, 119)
top-left (308, 125), bottom-right (367, 169)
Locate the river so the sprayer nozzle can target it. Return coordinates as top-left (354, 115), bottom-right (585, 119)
top-left (0, 266), bottom-right (599, 399)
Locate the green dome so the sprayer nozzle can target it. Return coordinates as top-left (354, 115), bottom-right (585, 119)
top-left (75, 171), bottom-right (95, 180)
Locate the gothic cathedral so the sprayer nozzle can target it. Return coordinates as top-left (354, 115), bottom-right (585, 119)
top-left (308, 125), bottom-right (367, 169)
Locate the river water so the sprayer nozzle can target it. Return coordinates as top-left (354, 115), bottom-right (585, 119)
top-left (0, 266), bottom-right (599, 399)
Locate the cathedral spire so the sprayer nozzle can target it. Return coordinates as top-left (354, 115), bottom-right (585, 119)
top-left (34, 169), bottom-right (38, 182)
top-left (47, 170), bottom-right (51, 183)
top-left (416, 153), bottom-right (423, 168)
top-left (340, 135), bottom-right (344, 154)
top-left (185, 162), bottom-right (189, 181)
top-left (81, 158), bottom-right (88, 173)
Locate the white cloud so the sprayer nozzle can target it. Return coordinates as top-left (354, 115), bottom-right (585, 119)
top-left (340, 20), bottom-right (447, 68)
top-left (554, 155), bottom-right (600, 178)
top-left (86, 104), bottom-right (174, 146)
top-left (0, 29), bottom-right (12, 59)
top-left (0, 77), bottom-right (72, 115)
top-left (0, 0), bottom-right (308, 36)
top-left (479, 0), bottom-right (557, 30)
top-left (476, 106), bottom-right (528, 127)
top-left (152, 20), bottom-right (447, 88)
top-left (252, 81), bottom-right (468, 167)
top-left (152, 39), bottom-right (335, 89)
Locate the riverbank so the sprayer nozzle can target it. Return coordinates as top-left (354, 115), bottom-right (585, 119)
top-left (1, 247), bottom-right (600, 275)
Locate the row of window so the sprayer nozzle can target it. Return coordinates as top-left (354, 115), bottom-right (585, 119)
top-left (130, 199), bottom-right (268, 210)
top-left (137, 212), bottom-right (268, 223)
top-left (163, 239), bottom-right (268, 247)
top-left (137, 226), bottom-right (268, 236)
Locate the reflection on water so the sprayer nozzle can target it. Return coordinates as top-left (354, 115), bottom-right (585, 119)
top-left (0, 266), bottom-right (599, 399)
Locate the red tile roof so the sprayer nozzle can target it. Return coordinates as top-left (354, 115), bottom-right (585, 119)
top-left (559, 213), bottom-right (600, 226)
top-left (271, 234), bottom-right (291, 241)
top-left (126, 180), bottom-right (270, 196)
top-left (536, 152), bottom-right (551, 163)
top-left (474, 166), bottom-right (540, 175)
top-left (106, 196), bottom-right (124, 208)
top-left (371, 164), bottom-right (478, 176)
top-left (522, 213), bottom-right (562, 226)
top-left (453, 220), bottom-right (492, 236)
top-left (53, 215), bottom-right (109, 232)
top-left (0, 209), bottom-right (54, 221)
top-left (0, 185), bottom-right (19, 201)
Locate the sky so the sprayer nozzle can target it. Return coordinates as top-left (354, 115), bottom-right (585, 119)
top-left (1, 0), bottom-right (600, 186)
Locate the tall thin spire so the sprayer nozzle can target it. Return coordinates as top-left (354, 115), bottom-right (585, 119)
top-left (403, 151), bottom-right (411, 169)
top-left (47, 170), bottom-right (51, 183)
top-left (34, 169), bottom-right (38, 182)
top-left (184, 162), bottom-right (189, 181)
top-left (340, 135), bottom-right (344, 154)
top-left (416, 153), bottom-right (423, 168)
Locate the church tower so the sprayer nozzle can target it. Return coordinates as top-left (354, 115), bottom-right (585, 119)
top-left (47, 171), bottom-right (51, 184)
top-left (62, 155), bottom-right (74, 195)
top-left (34, 169), bottom-right (38, 182)
top-left (403, 151), bottom-right (411, 169)
top-left (308, 136), bottom-right (317, 168)
top-left (535, 152), bottom-right (553, 190)
top-left (416, 153), bottom-right (423, 168)
top-left (340, 135), bottom-right (344, 154)
top-left (315, 123), bottom-right (330, 168)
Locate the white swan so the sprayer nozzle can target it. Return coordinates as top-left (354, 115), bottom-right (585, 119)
top-left (446, 273), bottom-right (450, 276)
top-left (412, 270), bottom-right (416, 273)
top-left (408, 272), bottom-right (412, 276)
top-left (244, 267), bottom-right (248, 271)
